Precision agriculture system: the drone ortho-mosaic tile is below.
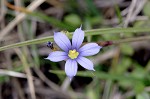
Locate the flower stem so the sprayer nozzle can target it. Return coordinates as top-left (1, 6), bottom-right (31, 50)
top-left (97, 35), bottom-right (150, 47)
top-left (112, 35), bottom-right (150, 45)
top-left (0, 27), bottom-right (150, 51)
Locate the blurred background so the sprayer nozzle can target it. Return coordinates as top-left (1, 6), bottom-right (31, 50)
top-left (0, 0), bottom-right (150, 99)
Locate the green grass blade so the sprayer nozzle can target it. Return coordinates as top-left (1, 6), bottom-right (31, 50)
top-left (50, 70), bottom-right (144, 82)
top-left (0, 27), bottom-right (150, 51)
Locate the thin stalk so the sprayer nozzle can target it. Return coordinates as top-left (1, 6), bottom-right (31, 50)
top-left (14, 48), bottom-right (36, 99)
top-left (0, 27), bottom-right (150, 51)
top-left (102, 80), bottom-right (112, 99)
top-left (50, 70), bottom-right (144, 82)
top-left (113, 35), bottom-right (150, 44)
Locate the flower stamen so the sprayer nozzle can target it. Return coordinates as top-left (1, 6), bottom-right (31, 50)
top-left (68, 49), bottom-right (79, 59)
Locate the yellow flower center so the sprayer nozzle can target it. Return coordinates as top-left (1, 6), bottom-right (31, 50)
top-left (68, 49), bottom-right (79, 59)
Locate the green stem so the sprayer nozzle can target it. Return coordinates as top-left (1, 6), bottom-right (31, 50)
top-left (0, 27), bottom-right (150, 51)
top-left (50, 70), bottom-right (143, 81)
top-left (113, 35), bottom-right (150, 44)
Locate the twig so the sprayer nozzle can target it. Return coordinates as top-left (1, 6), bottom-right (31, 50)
top-left (12, 78), bottom-right (25, 99)
top-left (0, 69), bottom-right (27, 78)
top-left (33, 68), bottom-right (70, 98)
top-left (130, 0), bottom-right (147, 22)
top-left (33, 68), bottom-right (61, 91)
top-left (13, 1), bottom-right (31, 99)
top-left (61, 77), bottom-right (71, 91)
top-left (14, 48), bottom-right (36, 99)
top-left (0, 0), bottom-right (46, 40)
top-left (124, 0), bottom-right (137, 27)
top-left (121, 0), bottom-right (147, 22)
top-left (135, 16), bottom-right (149, 21)
top-left (0, 0), bottom-right (6, 22)
top-left (0, 0), bottom-right (7, 29)
top-left (112, 35), bottom-right (150, 44)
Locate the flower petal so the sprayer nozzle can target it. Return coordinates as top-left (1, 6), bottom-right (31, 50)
top-left (54, 32), bottom-right (71, 52)
top-left (76, 56), bottom-right (95, 71)
top-left (45, 51), bottom-right (68, 62)
top-left (65, 59), bottom-right (78, 78)
top-left (79, 43), bottom-right (102, 56)
top-left (72, 27), bottom-right (84, 50)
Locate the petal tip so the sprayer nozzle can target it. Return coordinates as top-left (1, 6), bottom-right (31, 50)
top-left (44, 58), bottom-right (48, 59)
top-left (79, 24), bottom-right (82, 29)
top-left (44, 57), bottom-right (49, 60)
top-left (89, 68), bottom-right (95, 71)
top-left (72, 26), bottom-right (85, 49)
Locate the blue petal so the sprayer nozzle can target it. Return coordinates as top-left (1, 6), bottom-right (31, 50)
top-left (65, 59), bottom-right (78, 78)
top-left (76, 56), bottom-right (95, 71)
top-left (72, 27), bottom-right (84, 50)
top-left (54, 32), bottom-right (71, 52)
top-left (45, 51), bottom-right (68, 62)
top-left (79, 43), bottom-right (102, 56)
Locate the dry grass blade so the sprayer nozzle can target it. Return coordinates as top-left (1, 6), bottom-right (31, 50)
top-left (0, 0), bottom-right (46, 40)
top-left (0, 69), bottom-right (27, 78)
top-left (14, 48), bottom-right (36, 99)
top-left (124, 0), bottom-right (137, 27)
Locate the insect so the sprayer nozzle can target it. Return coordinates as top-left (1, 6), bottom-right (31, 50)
top-left (47, 41), bottom-right (54, 50)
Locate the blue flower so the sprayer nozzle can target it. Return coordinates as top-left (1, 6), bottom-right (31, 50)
top-left (46, 27), bottom-right (102, 79)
